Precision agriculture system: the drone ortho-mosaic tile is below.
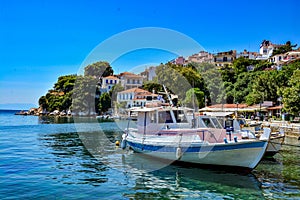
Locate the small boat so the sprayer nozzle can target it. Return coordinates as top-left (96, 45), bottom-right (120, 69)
top-left (122, 86), bottom-right (271, 171)
top-left (253, 124), bottom-right (285, 157)
top-left (264, 131), bottom-right (285, 157)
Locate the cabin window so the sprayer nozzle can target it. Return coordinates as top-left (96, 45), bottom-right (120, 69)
top-left (158, 111), bottom-right (173, 123)
top-left (150, 112), bottom-right (157, 123)
top-left (174, 110), bottom-right (188, 123)
top-left (211, 118), bottom-right (222, 129)
top-left (202, 118), bottom-right (215, 128)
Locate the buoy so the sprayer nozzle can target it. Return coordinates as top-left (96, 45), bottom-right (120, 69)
top-left (115, 140), bottom-right (120, 146)
top-left (176, 147), bottom-right (182, 160)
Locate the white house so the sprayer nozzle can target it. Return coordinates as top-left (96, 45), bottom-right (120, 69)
top-left (187, 51), bottom-right (214, 63)
top-left (236, 49), bottom-right (258, 60)
top-left (117, 88), bottom-right (158, 108)
top-left (101, 75), bottom-right (120, 92)
top-left (118, 72), bottom-right (144, 90)
top-left (140, 66), bottom-right (156, 81)
top-left (256, 40), bottom-right (283, 60)
top-left (213, 50), bottom-right (236, 67)
top-left (269, 51), bottom-right (300, 64)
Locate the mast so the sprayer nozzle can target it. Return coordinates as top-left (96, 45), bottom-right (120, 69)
top-left (162, 85), bottom-right (177, 124)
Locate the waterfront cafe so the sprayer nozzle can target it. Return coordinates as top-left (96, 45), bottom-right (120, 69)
top-left (199, 103), bottom-right (269, 119)
top-left (267, 105), bottom-right (283, 118)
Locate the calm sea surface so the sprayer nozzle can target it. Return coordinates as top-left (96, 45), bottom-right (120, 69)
top-left (0, 110), bottom-right (299, 199)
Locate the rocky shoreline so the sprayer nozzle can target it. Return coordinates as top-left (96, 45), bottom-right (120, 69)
top-left (15, 108), bottom-right (72, 116)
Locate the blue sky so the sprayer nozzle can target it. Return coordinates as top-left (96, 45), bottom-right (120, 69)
top-left (0, 0), bottom-right (299, 107)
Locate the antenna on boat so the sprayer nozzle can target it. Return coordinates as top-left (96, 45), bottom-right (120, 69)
top-left (162, 84), bottom-right (177, 124)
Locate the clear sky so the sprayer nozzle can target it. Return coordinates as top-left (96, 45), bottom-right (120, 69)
top-left (0, 0), bottom-right (299, 107)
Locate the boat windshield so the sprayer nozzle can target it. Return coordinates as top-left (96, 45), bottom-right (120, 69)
top-left (202, 118), bottom-right (215, 128)
top-left (211, 118), bottom-right (223, 129)
top-left (158, 110), bottom-right (188, 124)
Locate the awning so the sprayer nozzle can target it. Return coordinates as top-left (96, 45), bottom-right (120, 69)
top-left (203, 112), bottom-right (234, 117)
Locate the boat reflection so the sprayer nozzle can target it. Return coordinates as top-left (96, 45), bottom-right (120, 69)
top-left (121, 153), bottom-right (264, 199)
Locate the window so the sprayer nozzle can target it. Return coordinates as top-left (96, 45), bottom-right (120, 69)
top-left (150, 112), bottom-right (157, 123)
top-left (203, 118), bottom-right (214, 128)
top-left (158, 111), bottom-right (173, 123)
top-left (106, 79), bottom-right (108, 83)
top-left (110, 80), bottom-right (113, 84)
top-left (174, 110), bottom-right (187, 123)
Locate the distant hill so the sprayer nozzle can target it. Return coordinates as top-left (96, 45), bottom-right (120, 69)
top-left (0, 103), bottom-right (37, 110)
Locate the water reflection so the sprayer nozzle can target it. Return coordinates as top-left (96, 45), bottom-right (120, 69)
top-left (121, 153), bottom-right (264, 199)
top-left (40, 131), bottom-right (109, 186)
top-left (38, 116), bottom-right (115, 124)
top-left (254, 136), bottom-right (300, 199)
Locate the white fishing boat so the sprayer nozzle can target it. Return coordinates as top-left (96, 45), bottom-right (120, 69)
top-left (122, 87), bottom-right (271, 171)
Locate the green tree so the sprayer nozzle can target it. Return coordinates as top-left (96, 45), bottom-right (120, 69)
top-left (272, 41), bottom-right (297, 56)
top-left (142, 81), bottom-right (163, 94)
top-left (253, 60), bottom-right (273, 71)
top-left (72, 75), bottom-right (98, 115)
top-left (155, 63), bottom-right (208, 102)
top-left (84, 61), bottom-right (113, 78)
top-left (246, 71), bottom-right (279, 105)
top-left (282, 70), bottom-right (300, 116)
top-left (201, 67), bottom-right (225, 104)
top-left (232, 57), bottom-right (251, 75)
top-left (38, 96), bottom-right (48, 110)
top-left (233, 72), bottom-right (258, 103)
top-left (183, 88), bottom-right (205, 108)
top-left (98, 92), bottom-right (112, 113)
top-left (54, 74), bottom-right (77, 93)
top-left (221, 66), bottom-right (236, 83)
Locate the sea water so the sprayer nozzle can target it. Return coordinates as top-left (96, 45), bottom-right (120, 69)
top-left (0, 110), bottom-right (299, 199)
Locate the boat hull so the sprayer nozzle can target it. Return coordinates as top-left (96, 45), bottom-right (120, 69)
top-left (126, 139), bottom-right (268, 170)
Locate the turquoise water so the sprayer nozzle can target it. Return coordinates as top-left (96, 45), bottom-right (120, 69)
top-left (0, 110), bottom-right (299, 199)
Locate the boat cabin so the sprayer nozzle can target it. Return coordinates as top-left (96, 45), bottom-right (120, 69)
top-left (129, 107), bottom-right (194, 135)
